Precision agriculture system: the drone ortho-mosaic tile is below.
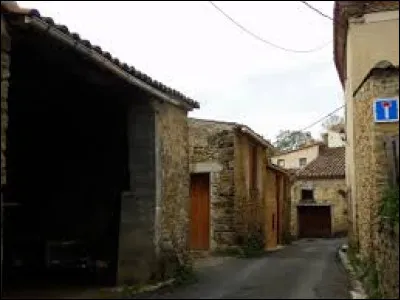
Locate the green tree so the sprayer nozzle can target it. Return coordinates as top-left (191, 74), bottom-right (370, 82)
top-left (274, 130), bottom-right (314, 151)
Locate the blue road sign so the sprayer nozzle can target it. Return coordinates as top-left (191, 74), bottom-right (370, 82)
top-left (374, 98), bottom-right (399, 123)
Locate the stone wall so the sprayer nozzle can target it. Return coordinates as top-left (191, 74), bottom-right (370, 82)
top-left (290, 179), bottom-right (347, 237)
top-left (374, 224), bottom-right (399, 299)
top-left (352, 66), bottom-right (399, 298)
top-left (234, 132), bottom-right (266, 244)
top-left (264, 168), bottom-right (277, 249)
top-left (188, 119), bottom-right (236, 250)
top-left (1, 15), bottom-right (9, 187)
top-left (156, 101), bottom-right (191, 275)
top-left (1, 15), bottom-right (11, 294)
top-left (282, 176), bottom-right (292, 242)
top-left (118, 99), bottom-right (192, 284)
top-left (353, 66), bottom-right (399, 260)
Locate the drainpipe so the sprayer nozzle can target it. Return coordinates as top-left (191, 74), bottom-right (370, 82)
top-left (23, 16), bottom-right (197, 111)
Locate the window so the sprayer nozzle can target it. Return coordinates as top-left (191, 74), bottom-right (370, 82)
top-left (277, 159), bottom-right (285, 167)
top-left (301, 189), bottom-right (314, 201)
top-left (299, 158), bottom-right (307, 168)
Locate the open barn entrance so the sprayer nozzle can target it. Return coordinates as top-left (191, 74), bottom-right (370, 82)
top-left (2, 22), bottom-right (134, 293)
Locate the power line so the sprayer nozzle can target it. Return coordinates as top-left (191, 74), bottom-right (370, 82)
top-left (208, 1), bottom-right (332, 53)
top-left (300, 1), bottom-right (333, 21)
top-left (299, 105), bottom-right (345, 132)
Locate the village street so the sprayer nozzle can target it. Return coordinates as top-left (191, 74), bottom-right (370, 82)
top-left (133, 238), bottom-right (350, 299)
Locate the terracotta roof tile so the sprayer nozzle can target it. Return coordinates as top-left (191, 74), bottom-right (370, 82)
top-left (1, 2), bottom-right (200, 109)
top-left (296, 147), bottom-right (345, 179)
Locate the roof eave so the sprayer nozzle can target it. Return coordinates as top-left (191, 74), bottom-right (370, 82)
top-left (236, 125), bottom-right (273, 149)
top-left (267, 162), bottom-right (290, 177)
top-left (296, 175), bottom-right (345, 180)
top-left (24, 16), bottom-right (199, 111)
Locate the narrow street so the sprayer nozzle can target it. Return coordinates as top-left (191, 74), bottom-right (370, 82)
top-left (134, 238), bottom-right (350, 299)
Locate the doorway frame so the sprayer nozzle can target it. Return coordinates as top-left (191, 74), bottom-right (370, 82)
top-left (190, 162), bottom-right (222, 251)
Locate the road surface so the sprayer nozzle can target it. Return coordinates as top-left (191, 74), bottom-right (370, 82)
top-left (133, 238), bottom-right (350, 299)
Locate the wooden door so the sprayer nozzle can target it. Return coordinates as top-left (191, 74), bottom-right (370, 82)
top-left (297, 206), bottom-right (331, 238)
top-left (189, 173), bottom-right (210, 250)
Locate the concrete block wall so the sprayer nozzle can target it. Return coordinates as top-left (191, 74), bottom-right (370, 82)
top-left (118, 100), bottom-right (157, 285)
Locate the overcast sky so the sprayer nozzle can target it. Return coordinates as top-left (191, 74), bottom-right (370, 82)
top-left (20, 1), bottom-right (344, 141)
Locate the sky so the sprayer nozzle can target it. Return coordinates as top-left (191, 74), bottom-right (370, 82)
top-left (20, 1), bottom-right (344, 142)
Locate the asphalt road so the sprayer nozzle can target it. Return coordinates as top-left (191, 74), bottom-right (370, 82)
top-left (133, 238), bottom-right (350, 299)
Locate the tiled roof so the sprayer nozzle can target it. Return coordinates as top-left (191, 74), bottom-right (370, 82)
top-left (1, 2), bottom-right (199, 109)
top-left (296, 147), bottom-right (345, 180)
top-left (333, 1), bottom-right (400, 87)
top-left (267, 162), bottom-right (291, 177)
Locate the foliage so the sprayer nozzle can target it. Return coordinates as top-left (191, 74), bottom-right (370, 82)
top-left (379, 185), bottom-right (399, 226)
top-left (274, 130), bottom-right (314, 151)
top-left (347, 248), bottom-right (382, 299)
top-left (174, 264), bottom-right (198, 286)
top-left (240, 229), bottom-right (265, 258)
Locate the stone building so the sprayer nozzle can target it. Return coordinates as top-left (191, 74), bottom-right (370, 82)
top-left (334, 2), bottom-right (399, 297)
top-left (290, 147), bottom-right (347, 238)
top-left (265, 163), bottom-right (291, 250)
top-left (333, 0), bottom-right (399, 246)
top-left (1, 1), bottom-right (199, 292)
top-left (188, 118), bottom-right (290, 253)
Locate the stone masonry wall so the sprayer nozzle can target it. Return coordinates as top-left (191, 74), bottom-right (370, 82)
top-left (374, 224), bottom-right (399, 299)
top-left (1, 15), bottom-right (11, 294)
top-left (282, 176), bottom-right (292, 243)
top-left (353, 67), bottom-right (399, 298)
top-left (156, 102), bottom-right (191, 276)
top-left (188, 119), bottom-right (236, 250)
top-left (264, 168), bottom-right (277, 249)
top-left (234, 132), bottom-right (266, 245)
top-left (1, 16), bottom-right (9, 187)
top-left (290, 179), bottom-right (347, 237)
top-left (353, 67), bottom-right (399, 261)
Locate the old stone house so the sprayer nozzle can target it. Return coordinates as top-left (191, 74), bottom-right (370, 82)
top-left (188, 118), bottom-right (290, 253)
top-left (334, 1), bottom-right (399, 298)
top-left (1, 1), bottom-right (199, 292)
top-left (290, 147), bottom-right (347, 238)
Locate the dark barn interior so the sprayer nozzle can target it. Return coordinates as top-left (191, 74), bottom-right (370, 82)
top-left (2, 23), bottom-right (139, 292)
